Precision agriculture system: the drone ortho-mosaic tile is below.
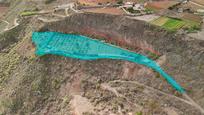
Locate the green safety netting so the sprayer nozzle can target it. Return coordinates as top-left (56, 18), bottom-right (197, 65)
top-left (32, 31), bottom-right (185, 93)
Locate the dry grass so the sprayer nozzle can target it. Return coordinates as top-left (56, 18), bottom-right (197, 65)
top-left (180, 13), bottom-right (202, 23)
top-left (145, 1), bottom-right (179, 10)
top-left (150, 17), bottom-right (169, 26)
top-left (83, 7), bottom-right (125, 15)
top-left (78, 0), bottom-right (116, 6)
top-left (192, 0), bottom-right (204, 5)
top-left (181, 2), bottom-right (204, 11)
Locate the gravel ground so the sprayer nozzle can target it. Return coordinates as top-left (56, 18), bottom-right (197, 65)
top-left (188, 19), bottom-right (204, 40)
top-left (127, 14), bottom-right (160, 22)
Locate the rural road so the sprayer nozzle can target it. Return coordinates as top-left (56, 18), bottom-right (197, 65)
top-left (0, 18), bottom-right (19, 33)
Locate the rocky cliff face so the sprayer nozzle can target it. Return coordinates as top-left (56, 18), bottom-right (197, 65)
top-left (0, 12), bottom-right (204, 115)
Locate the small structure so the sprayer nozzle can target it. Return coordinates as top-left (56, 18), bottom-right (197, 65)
top-left (123, 2), bottom-right (134, 8)
top-left (133, 4), bottom-right (145, 11)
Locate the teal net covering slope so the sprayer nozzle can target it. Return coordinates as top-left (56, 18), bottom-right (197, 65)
top-left (32, 31), bottom-right (185, 93)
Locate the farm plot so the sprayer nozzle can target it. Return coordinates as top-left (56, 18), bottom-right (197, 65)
top-left (162, 18), bottom-right (185, 31)
top-left (150, 17), bottom-right (185, 31)
top-left (182, 20), bottom-right (201, 33)
top-left (150, 16), bottom-right (200, 32)
top-left (150, 17), bottom-right (169, 26)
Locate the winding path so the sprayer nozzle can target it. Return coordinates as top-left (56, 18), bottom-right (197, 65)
top-left (0, 18), bottom-right (19, 33)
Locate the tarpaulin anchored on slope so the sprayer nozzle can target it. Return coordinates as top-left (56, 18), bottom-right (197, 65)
top-left (32, 31), bottom-right (185, 93)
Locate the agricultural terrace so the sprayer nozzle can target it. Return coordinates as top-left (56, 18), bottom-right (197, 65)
top-left (145, 1), bottom-right (179, 11)
top-left (82, 7), bottom-right (125, 15)
top-left (150, 16), bottom-right (201, 32)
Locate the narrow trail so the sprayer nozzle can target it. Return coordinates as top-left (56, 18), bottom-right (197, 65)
top-left (1, 2), bottom-right (81, 34)
top-left (101, 83), bottom-right (143, 111)
top-left (0, 18), bottom-right (19, 33)
top-left (1, 20), bottom-right (9, 31)
top-left (110, 80), bottom-right (204, 114)
top-left (9, 18), bottom-right (19, 30)
top-left (189, 1), bottom-right (204, 8)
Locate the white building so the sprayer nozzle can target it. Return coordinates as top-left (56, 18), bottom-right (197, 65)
top-left (133, 4), bottom-right (144, 11)
top-left (123, 2), bottom-right (134, 8)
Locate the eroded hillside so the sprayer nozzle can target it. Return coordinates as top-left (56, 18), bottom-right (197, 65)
top-left (0, 1), bottom-right (204, 115)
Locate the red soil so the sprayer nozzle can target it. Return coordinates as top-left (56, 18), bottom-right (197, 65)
top-left (0, 6), bottom-right (8, 17)
top-left (145, 1), bottom-right (179, 10)
top-left (79, 27), bottom-right (161, 56)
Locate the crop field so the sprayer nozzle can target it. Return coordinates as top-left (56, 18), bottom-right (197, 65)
top-left (145, 1), bottom-right (179, 10)
top-left (183, 20), bottom-right (201, 32)
top-left (150, 16), bottom-right (200, 32)
top-left (162, 18), bottom-right (185, 31)
top-left (150, 17), bottom-right (169, 26)
top-left (150, 17), bottom-right (185, 31)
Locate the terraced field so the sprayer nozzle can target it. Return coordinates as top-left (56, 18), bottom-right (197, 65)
top-left (162, 18), bottom-right (185, 31)
top-left (149, 16), bottom-right (169, 26)
top-left (150, 16), bottom-right (200, 32)
top-left (150, 17), bottom-right (185, 31)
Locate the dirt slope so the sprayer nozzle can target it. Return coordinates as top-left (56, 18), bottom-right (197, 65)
top-left (0, 3), bottom-right (204, 115)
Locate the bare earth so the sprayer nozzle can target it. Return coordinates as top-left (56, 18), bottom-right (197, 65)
top-left (82, 7), bottom-right (125, 15)
top-left (0, 6), bottom-right (8, 17)
top-left (127, 14), bottom-right (160, 22)
top-left (188, 19), bottom-right (204, 40)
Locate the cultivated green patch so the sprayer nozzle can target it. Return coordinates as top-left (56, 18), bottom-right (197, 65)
top-left (183, 20), bottom-right (201, 33)
top-left (162, 18), bottom-right (185, 31)
top-left (20, 11), bottom-right (38, 16)
top-left (150, 16), bottom-right (201, 32)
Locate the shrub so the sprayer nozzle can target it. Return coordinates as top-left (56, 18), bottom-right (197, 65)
top-left (20, 11), bottom-right (38, 16)
top-left (45, 0), bottom-right (56, 4)
top-left (117, 0), bottom-right (123, 4)
top-left (126, 7), bottom-right (140, 14)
